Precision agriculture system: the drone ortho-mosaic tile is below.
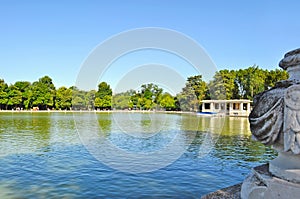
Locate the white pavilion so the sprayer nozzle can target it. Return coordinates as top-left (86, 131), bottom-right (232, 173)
top-left (200, 99), bottom-right (252, 116)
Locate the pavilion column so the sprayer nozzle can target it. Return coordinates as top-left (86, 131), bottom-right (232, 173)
top-left (229, 103), bottom-right (233, 115)
top-left (239, 102), bottom-right (243, 115)
top-left (247, 103), bottom-right (251, 114)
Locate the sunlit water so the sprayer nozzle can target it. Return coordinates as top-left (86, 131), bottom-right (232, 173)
top-left (0, 112), bottom-right (276, 198)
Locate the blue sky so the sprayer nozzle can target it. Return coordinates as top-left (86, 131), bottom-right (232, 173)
top-left (1, 0), bottom-right (300, 92)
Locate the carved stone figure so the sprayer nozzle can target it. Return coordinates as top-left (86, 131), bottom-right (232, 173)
top-left (249, 48), bottom-right (300, 154)
top-left (242, 49), bottom-right (300, 199)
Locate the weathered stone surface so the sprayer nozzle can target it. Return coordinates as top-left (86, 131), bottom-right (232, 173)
top-left (279, 48), bottom-right (300, 70)
top-left (249, 48), bottom-right (300, 155)
top-left (269, 152), bottom-right (300, 183)
top-left (248, 87), bottom-right (284, 146)
top-left (241, 164), bottom-right (300, 199)
top-left (201, 183), bottom-right (242, 199)
top-left (243, 49), bottom-right (300, 198)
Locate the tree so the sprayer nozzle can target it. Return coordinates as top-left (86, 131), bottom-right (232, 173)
top-left (177, 91), bottom-right (198, 111)
top-left (0, 79), bottom-right (8, 110)
top-left (14, 81), bottom-right (31, 109)
top-left (96, 82), bottom-right (112, 99)
top-left (94, 97), bottom-right (102, 109)
top-left (141, 83), bottom-right (163, 104)
top-left (139, 83), bottom-right (163, 110)
top-left (208, 70), bottom-right (238, 100)
top-left (56, 87), bottom-right (72, 110)
top-left (130, 91), bottom-right (141, 110)
top-left (85, 90), bottom-right (96, 110)
top-left (7, 85), bottom-right (22, 109)
top-left (235, 66), bottom-right (266, 100)
top-left (71, 87), bottom-right (87, 110)
top-left (95, 82), bottom-right (112, 110)
top-left (31, 76), bottom-right (56, 110)
top-left (160, 93), bottom-right (175, 110)
top-left (23, 88), bottom-right (33, 110)
top-left (208, 66), bottom-right (288, 101)
top-left (264, 69), bottom-right (288, 89)
top-left (177, 75), bottom-right (207, 111)
top-left (186, 75), bottom-right (208, 100)
top-left (112, 90), bottom-right (133, 110)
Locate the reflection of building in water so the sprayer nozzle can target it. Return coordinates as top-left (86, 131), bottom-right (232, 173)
top-left (226, 117), bottom-right (251, 135)
top-left (201, 99), bottom-right (251, 116)
top-left (197, 116), bottom-right (250, 135)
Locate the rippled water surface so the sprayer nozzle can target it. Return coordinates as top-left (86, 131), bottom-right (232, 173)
top-left (0, 112), bottom-right (276, 198)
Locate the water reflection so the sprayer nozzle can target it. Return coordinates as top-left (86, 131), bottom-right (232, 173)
top-left (103, 113), bottom-right (185, 153)
top-left (221, 117), bottom-right (251, 135)
top-left (0, 112), bottom-right (276, 198)
top-left (96, 113), bottom-right (112, 135)
top-left (49, 113), bottom-right (79, 145)
top-left (140, 113), bottom-right (151, 128)
top-left (0, 113), bottom-right (51, 156)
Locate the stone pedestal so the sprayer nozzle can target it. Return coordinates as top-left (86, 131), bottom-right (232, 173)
top-left (241, 164), bottom-right (300, 199)
top-left (269, 152), bottom-right (300, 183)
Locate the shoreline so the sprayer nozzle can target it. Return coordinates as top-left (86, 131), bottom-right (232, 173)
top-left (0, 109), bottom-right (249, 117)
top-left (0, 109), bottom-right (194, 114)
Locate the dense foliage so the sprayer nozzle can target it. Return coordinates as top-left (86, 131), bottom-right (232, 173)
top-left (0, 66), bottom-right (288, 111)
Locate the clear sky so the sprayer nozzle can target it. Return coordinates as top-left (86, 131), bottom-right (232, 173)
top-left (1, 0), bottom-right (300, 93)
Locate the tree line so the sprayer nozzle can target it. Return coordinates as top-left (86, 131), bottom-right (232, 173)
top-left (0, 65), bottom-right (288, 111)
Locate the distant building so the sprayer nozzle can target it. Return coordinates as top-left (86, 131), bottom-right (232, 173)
top-left (201, 99), bottom-right (252, 116)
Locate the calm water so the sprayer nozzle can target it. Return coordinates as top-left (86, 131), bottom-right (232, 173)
top-left (0, 112), bottom-right (276, 198)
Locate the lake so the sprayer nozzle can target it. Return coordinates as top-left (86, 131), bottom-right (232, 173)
top-left (0, 112), bottom-right (276, 198)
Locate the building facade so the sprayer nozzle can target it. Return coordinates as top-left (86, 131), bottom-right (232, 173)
top-left (201, 99), bottom-right (252, 116)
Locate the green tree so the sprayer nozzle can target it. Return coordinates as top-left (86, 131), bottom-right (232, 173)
top-left (94, 97), bottom-right (102, 108)
top-left (112, 90), bottom-right (134, 110)
top-left (0, 79), bottom-right (8, 110)
top-left (7, 85), bottom-right (22, 109)
top-left (141, 83), bottom-right (163, 104)
top-left (23, 88), bottom-right (33, 110)
top-left (208, 70), bottom-right (238, 100)
top-left (130, 91), bottom-right (141, 110)
top-left (31, 76), bottom-right (56, 110)
top-left (264, 69), bottom-right (288, 89)
top-left (177, 91), bottom-right (198, 111)
top-left (56, 86), bottom-right (72, 110)
top-left (138, 83), bottom-right (163, 110)
top-left (95, 82), bottom-right (112, 110)
top-left (186, 75), bottom-right (208, 100)
top-left (235, 66), bottom-right (266, 100)
top-left (208, 66), bottom-right (288, 101)
top-left (96, 82), bottom-right (112, 99)
top-left (160, 92), bottom-right (175, 110)
top-left (14, 81), bottom-right (31, 109)
top-left (71, 86), bottom-right (87, 110)
top-left (177, 75), bottom-right (207, 111)
top-left (85, 90), bottom-right (96, 110)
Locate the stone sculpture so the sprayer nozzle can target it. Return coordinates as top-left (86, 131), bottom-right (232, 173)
top-left (241, 48), bottom-right (300, 198)
top-left (249, 48), bottom-right (300, 154)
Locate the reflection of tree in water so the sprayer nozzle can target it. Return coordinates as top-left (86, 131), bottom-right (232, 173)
top-left (0, 112), bottom-right (51, 156)
top-left (97, 113), bottom-right (112, 135)
top-left (30, 113), bottom-right (51, 144)
top-left (213, 135), bottom-right (277, 165)
top-left (212, 117), bottom-right (277, 164)
top-left (181, 116), bottom-right (277, 164)
top-left (185, 130), bottom-right (206, 156)
top-left (182, 129), bottom-right (277, 166)
top-left (140, 114), bottom-right (151, 128)
top-left (139, 113), bottom-right (169, 133)
top-left (49, 113), bottom-right (79, 144)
